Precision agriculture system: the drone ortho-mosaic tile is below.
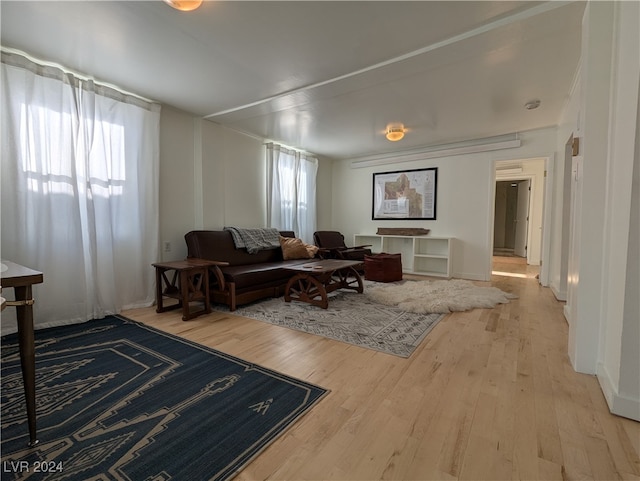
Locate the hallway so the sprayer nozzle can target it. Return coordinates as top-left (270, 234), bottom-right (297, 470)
top-left (492, 255), bottom-right (540, 280)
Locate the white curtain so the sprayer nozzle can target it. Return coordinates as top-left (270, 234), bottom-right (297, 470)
top-left (266, 142), bottom-right (318, 243)
top-left (1, 51), bottom-right (160, 332)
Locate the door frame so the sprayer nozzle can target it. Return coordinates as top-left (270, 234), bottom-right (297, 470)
top-left (513, 178), bottom-right (532, 257)
top-left (489, 156), bottom-right (554, 286)
top-left (494, 173), bottom-right (535, 264)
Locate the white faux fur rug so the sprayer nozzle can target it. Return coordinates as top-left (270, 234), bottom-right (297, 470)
top-left (365, 279), bottom-right (517, 314)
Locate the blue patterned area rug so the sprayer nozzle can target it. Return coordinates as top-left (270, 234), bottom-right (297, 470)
top-left (213, 290), bottom-right (446, 358)
top-left (1, 315), bottom-right (327, 481)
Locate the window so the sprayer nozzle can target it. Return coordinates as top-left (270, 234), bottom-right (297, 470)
top-left (266, 143), bottom-right (317, 243)
top-left (1, 51), bottom-right (160, 328)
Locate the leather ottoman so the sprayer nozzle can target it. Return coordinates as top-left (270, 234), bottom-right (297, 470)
top-left (364, 253), bottom-right (403, 282)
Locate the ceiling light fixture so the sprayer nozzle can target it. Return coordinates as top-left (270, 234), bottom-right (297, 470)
top-left (163, 0), bottom-right (203, 12)
top-left (524, 99), bottom-right (541, 110)
top-left (385, 125), bottom-right (405, 142)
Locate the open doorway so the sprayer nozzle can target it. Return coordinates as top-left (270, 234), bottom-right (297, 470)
top-left (493, 180), bottom-right (531, 257)
top-left (492, 158), bottom-right (546, 280)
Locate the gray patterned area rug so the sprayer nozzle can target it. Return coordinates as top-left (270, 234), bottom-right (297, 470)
top-left (215, 292), bottom-right (445, 358)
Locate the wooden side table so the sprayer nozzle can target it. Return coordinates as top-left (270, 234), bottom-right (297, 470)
top-left (152, 258), bottom-right (221, 321)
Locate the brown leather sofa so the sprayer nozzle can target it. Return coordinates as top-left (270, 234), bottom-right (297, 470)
top-left (184, 230), bottom-right (313, 311)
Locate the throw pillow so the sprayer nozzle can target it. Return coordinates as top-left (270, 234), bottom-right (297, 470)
top-left (279, 236), bottom-right (319, 260)
top-left (304, 241), bottom-right (320, 258)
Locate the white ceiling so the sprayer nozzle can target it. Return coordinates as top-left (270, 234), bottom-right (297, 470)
top-left (1, 1), bottom-right (585, 160)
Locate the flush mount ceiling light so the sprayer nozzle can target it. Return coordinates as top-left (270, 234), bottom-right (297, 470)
top-left (524, 99), bottom-right (541, 110)
top-left (385, 124), bottom-right (405, 142)
top-left (163, 0), bottom-right (203, 11)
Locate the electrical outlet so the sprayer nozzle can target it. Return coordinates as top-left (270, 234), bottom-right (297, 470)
top-left (163, 241), bottom-right (171, 253)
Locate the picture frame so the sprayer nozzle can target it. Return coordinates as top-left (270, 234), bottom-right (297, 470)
top-left (372, 167), bottom-right (437, 220)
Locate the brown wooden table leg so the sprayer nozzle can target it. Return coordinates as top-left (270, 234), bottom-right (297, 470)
top-left (179, 267), bottom-right (210, 321)
top-left (155, 266), bottom-right (164, 312)
top-left (202, 268), bottom-right (211, 315)
top-left (14, 285), bottom-right (38, 447)
top-left (180, 269), bottom-right (191, 321)
top-left (332, 266), bottom-right (364, 293)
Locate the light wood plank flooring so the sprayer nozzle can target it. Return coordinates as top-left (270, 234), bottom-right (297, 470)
top-left (123, 264), bottom-right (639, 480)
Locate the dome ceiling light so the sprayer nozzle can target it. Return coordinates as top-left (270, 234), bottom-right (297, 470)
top-left (163, 0), bottom-right (204, 12)
top-left (385, 124), bottom-right (405, 142)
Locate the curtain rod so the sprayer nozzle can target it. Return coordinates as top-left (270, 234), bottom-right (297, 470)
top-left (1, 47), bottom-right (156, 105)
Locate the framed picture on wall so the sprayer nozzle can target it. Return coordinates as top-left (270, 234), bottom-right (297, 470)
top-left (372, 167), bottom-right (437, 220)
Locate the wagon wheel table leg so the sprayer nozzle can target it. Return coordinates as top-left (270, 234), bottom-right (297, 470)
top-left (331, 266), bottom-right (363, 293)
top-left (285, 273), bottom-right (329, 309)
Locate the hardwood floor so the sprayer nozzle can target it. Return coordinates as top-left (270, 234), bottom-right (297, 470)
top-left (123, 265), bottom-right (639, 481)
top-left (492, 255), bottom-right (540, 280)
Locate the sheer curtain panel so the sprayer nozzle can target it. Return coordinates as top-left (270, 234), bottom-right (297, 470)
top-left (1, 51), bottom-right (160, 331)
top-left (266, 143), bottom-right (318, 243)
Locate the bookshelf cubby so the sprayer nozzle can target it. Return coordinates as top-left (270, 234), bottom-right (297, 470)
top-left (354, 234), bottom-right (453, 278)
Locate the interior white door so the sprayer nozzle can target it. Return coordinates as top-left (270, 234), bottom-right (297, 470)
top-left (514, 179), bottom-right (531, 257)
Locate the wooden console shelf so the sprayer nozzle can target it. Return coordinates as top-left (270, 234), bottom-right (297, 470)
top-left (354, 234), bottom-right (454, 278)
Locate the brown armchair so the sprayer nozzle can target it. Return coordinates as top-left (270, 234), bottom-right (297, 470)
top-left (313, 231), bottom-right (372, 262)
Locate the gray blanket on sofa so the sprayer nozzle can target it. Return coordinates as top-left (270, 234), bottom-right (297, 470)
top-left (223, 227), bottom-right (282, 254)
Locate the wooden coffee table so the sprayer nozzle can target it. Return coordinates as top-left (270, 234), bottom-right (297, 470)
top-left (284, 259), bottom-right (363, 309)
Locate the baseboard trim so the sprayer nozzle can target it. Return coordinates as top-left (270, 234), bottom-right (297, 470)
top-left (454, 272), bottom-right (487, 282)
top-left (597, 363), bottom-right (640, 421)
top-left (550, 284), bottom-right (567, 301)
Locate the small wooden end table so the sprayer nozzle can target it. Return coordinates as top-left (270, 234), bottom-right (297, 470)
top-left (152, 258), bottom-right (222, 321)
top-left (284, 259), bottom-right (363, 309)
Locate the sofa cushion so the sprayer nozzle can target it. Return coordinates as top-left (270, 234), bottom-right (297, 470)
top-left (220, 260), bottom-right (307, 290)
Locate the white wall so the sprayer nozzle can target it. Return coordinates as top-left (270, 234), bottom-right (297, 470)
top-left (566, 0), bottom-right (615, 375)
top-left (331, 128), bottom-right (557, 281)
top-left (201, 121), bottom-right (266, 229)
top-left (159, 106), bottom-right (197, 262)
top-left (619, 119), bottom-right (639, 416)
top-left (595, 0), bottom-right (640, 421)
top-left (550, 68), bottom-right (581, 301)
top-left (557, 1), bottom-right (639, 421)
top-left (158, 110), bottom-right (334, 261)
top-left (315, 155), bottom-right (334, 231)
